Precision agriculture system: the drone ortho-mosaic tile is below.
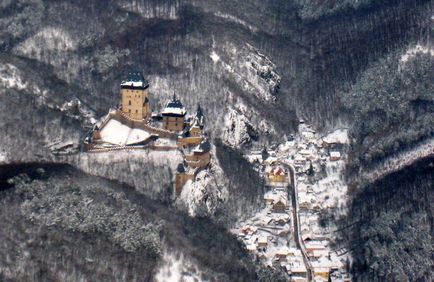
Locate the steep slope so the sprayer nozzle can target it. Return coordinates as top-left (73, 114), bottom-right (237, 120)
top-left (0, 163), bottom-right (260, 281)
top-left (338, 157), bottom-right (434, 281)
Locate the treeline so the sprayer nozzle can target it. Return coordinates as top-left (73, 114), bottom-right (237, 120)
top-left (338, 157), bottom-right (434, 281)
top-left (214, 139), bottom-right (266, 223)
top-left (342, 49), bottom-right (434, 174)
top-left (0, 164), bottom-right (267, 281)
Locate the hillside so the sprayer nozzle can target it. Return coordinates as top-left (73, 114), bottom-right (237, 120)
top-left (1, 0), bottom-right (433, 281)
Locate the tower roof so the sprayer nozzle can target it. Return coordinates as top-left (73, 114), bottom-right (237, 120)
top-left (193, 139), bottom-right (211, 154)
top-left (161, 93), bottom-right (186, 116)
top-left (192, 103), bottom-right (205, 128)
top-left (120, 71), bottom-right (149, 89)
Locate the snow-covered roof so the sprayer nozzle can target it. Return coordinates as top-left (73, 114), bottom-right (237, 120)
top-left (162, 95), bottom-right (186, 116)
top-left (193, 140), bottom-right (211, 153)
top-left (120, 71), bottom-right (149, 88)
top-left (270, 166), bottom-right (285, 176)
top-left (330, 151), bottom-right (341, 158)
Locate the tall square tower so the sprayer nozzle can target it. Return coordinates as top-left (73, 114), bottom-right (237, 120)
top-left (120, 71), bottom-right (150, 120)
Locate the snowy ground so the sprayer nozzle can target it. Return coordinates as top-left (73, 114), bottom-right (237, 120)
top-left (361, 136), bottom-right (434, 183)
top-left (99, 119), bottom-right (151, 146)
top-left (400, 44), bottom-right (434, 63)
top-left (0, 63), bottom-right (27, 91)
top-left (232, 172), bottom-right (301, 279)
top-left (0, 148), bottom-right (7, 164)
top-left (154, 250), bottom-right (204, 282)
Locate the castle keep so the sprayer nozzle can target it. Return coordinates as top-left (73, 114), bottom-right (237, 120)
top-left (84, 71), bottom-right (211, 196)
top-left (120, 72), bottom-right (151, 120)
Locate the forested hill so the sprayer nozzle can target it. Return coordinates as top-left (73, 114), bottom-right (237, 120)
top-left (338, 156), bottom-right (434, 281)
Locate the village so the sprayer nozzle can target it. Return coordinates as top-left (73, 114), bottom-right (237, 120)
top-left (82, 71), bottom-right (352, 281)
top-left (234, 121), bottom-right (352, 282)
top-left (83, 71), bottom-right (211, 197)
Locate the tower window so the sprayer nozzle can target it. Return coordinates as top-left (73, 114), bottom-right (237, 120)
top-left (129, 100), bottom-right (131, 106)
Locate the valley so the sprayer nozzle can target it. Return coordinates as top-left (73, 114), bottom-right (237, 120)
top-left (0, 0), bottom-right (433, 281)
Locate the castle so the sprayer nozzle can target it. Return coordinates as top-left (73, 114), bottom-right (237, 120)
top-left (84, 71), bottom-right (211, 196)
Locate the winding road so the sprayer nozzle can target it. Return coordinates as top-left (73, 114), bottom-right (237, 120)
top-left (279, 161), bottom-right (314, 282)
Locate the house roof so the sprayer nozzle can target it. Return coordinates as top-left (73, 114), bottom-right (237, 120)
top-left (270, 166), bottom-right (285, 176)
top-left (330, 151), bottom-right (341, 158)
top-left (193, 139), bottom-right (211, 153)
top-left (192, 104), bottom-right (205, 127)
top-left (120, 71), bottom-right (149, 89)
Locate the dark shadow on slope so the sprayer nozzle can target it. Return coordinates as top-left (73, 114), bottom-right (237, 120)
top-left (337, 157), bottom-right (434, 281)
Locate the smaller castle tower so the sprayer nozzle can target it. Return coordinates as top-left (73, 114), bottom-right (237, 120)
top-left (189, 104), bottom-right (204, 137)
top-left (120, 71), bottom-right (150, 120)
top-left (161, 94), bottom-right (186, 132)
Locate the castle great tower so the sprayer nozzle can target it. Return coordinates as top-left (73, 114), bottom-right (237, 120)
top-left (120, 71), bottom-right (150, 120)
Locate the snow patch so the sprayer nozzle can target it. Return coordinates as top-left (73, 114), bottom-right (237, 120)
top-left (0, 63), bottom-right (27, 91)
top-left (121, 1), bottom-right (178, 19)
top-left (214, 12), bottom-right (258, 32)
top-left (60, 98), bottom-right (96, 125)
top-left (99, 119), bottom-right (150, 146)
top-left (15, 27), bottom-right (76, 55)
top-left (322, 129), bottom-right (349, 144)
top-left (400, 44), bottom-right (434, 63)
top-left (210, 51), bottom-right (220, 63)
top-left (0, 148), bottom-right (8, 164)
top-left (154, 250), bottom-right (203, 282)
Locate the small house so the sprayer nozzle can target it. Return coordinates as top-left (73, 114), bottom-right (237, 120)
top-left (294, 155), bottom-right (306, 166)
top-left (329, 151), bottom-right (341, 161)
top-left (268, 166), bottom-right (286, 182)
top-left (263, 191), bottom-right (275, 205)
top-left (275, 246), bottom-right (291, 261)
top-left (257, 236), bottom-right (268, 248)
top-left (272, 197), bottom-right (288, 213)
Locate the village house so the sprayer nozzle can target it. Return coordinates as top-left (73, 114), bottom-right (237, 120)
top-left (272, 197), bottom-right (289, 213)
top-left (268, 166), bottom-right (286, 182)
top-left (275, 246), bottom-right (291, 261)
top-left (257, 236), bottom-right (268, 249)
top-left (330, 151), bottom-right (341, 161)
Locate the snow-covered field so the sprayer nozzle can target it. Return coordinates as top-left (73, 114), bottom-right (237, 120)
top-left (99, 119), bottom-right (151, 146)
